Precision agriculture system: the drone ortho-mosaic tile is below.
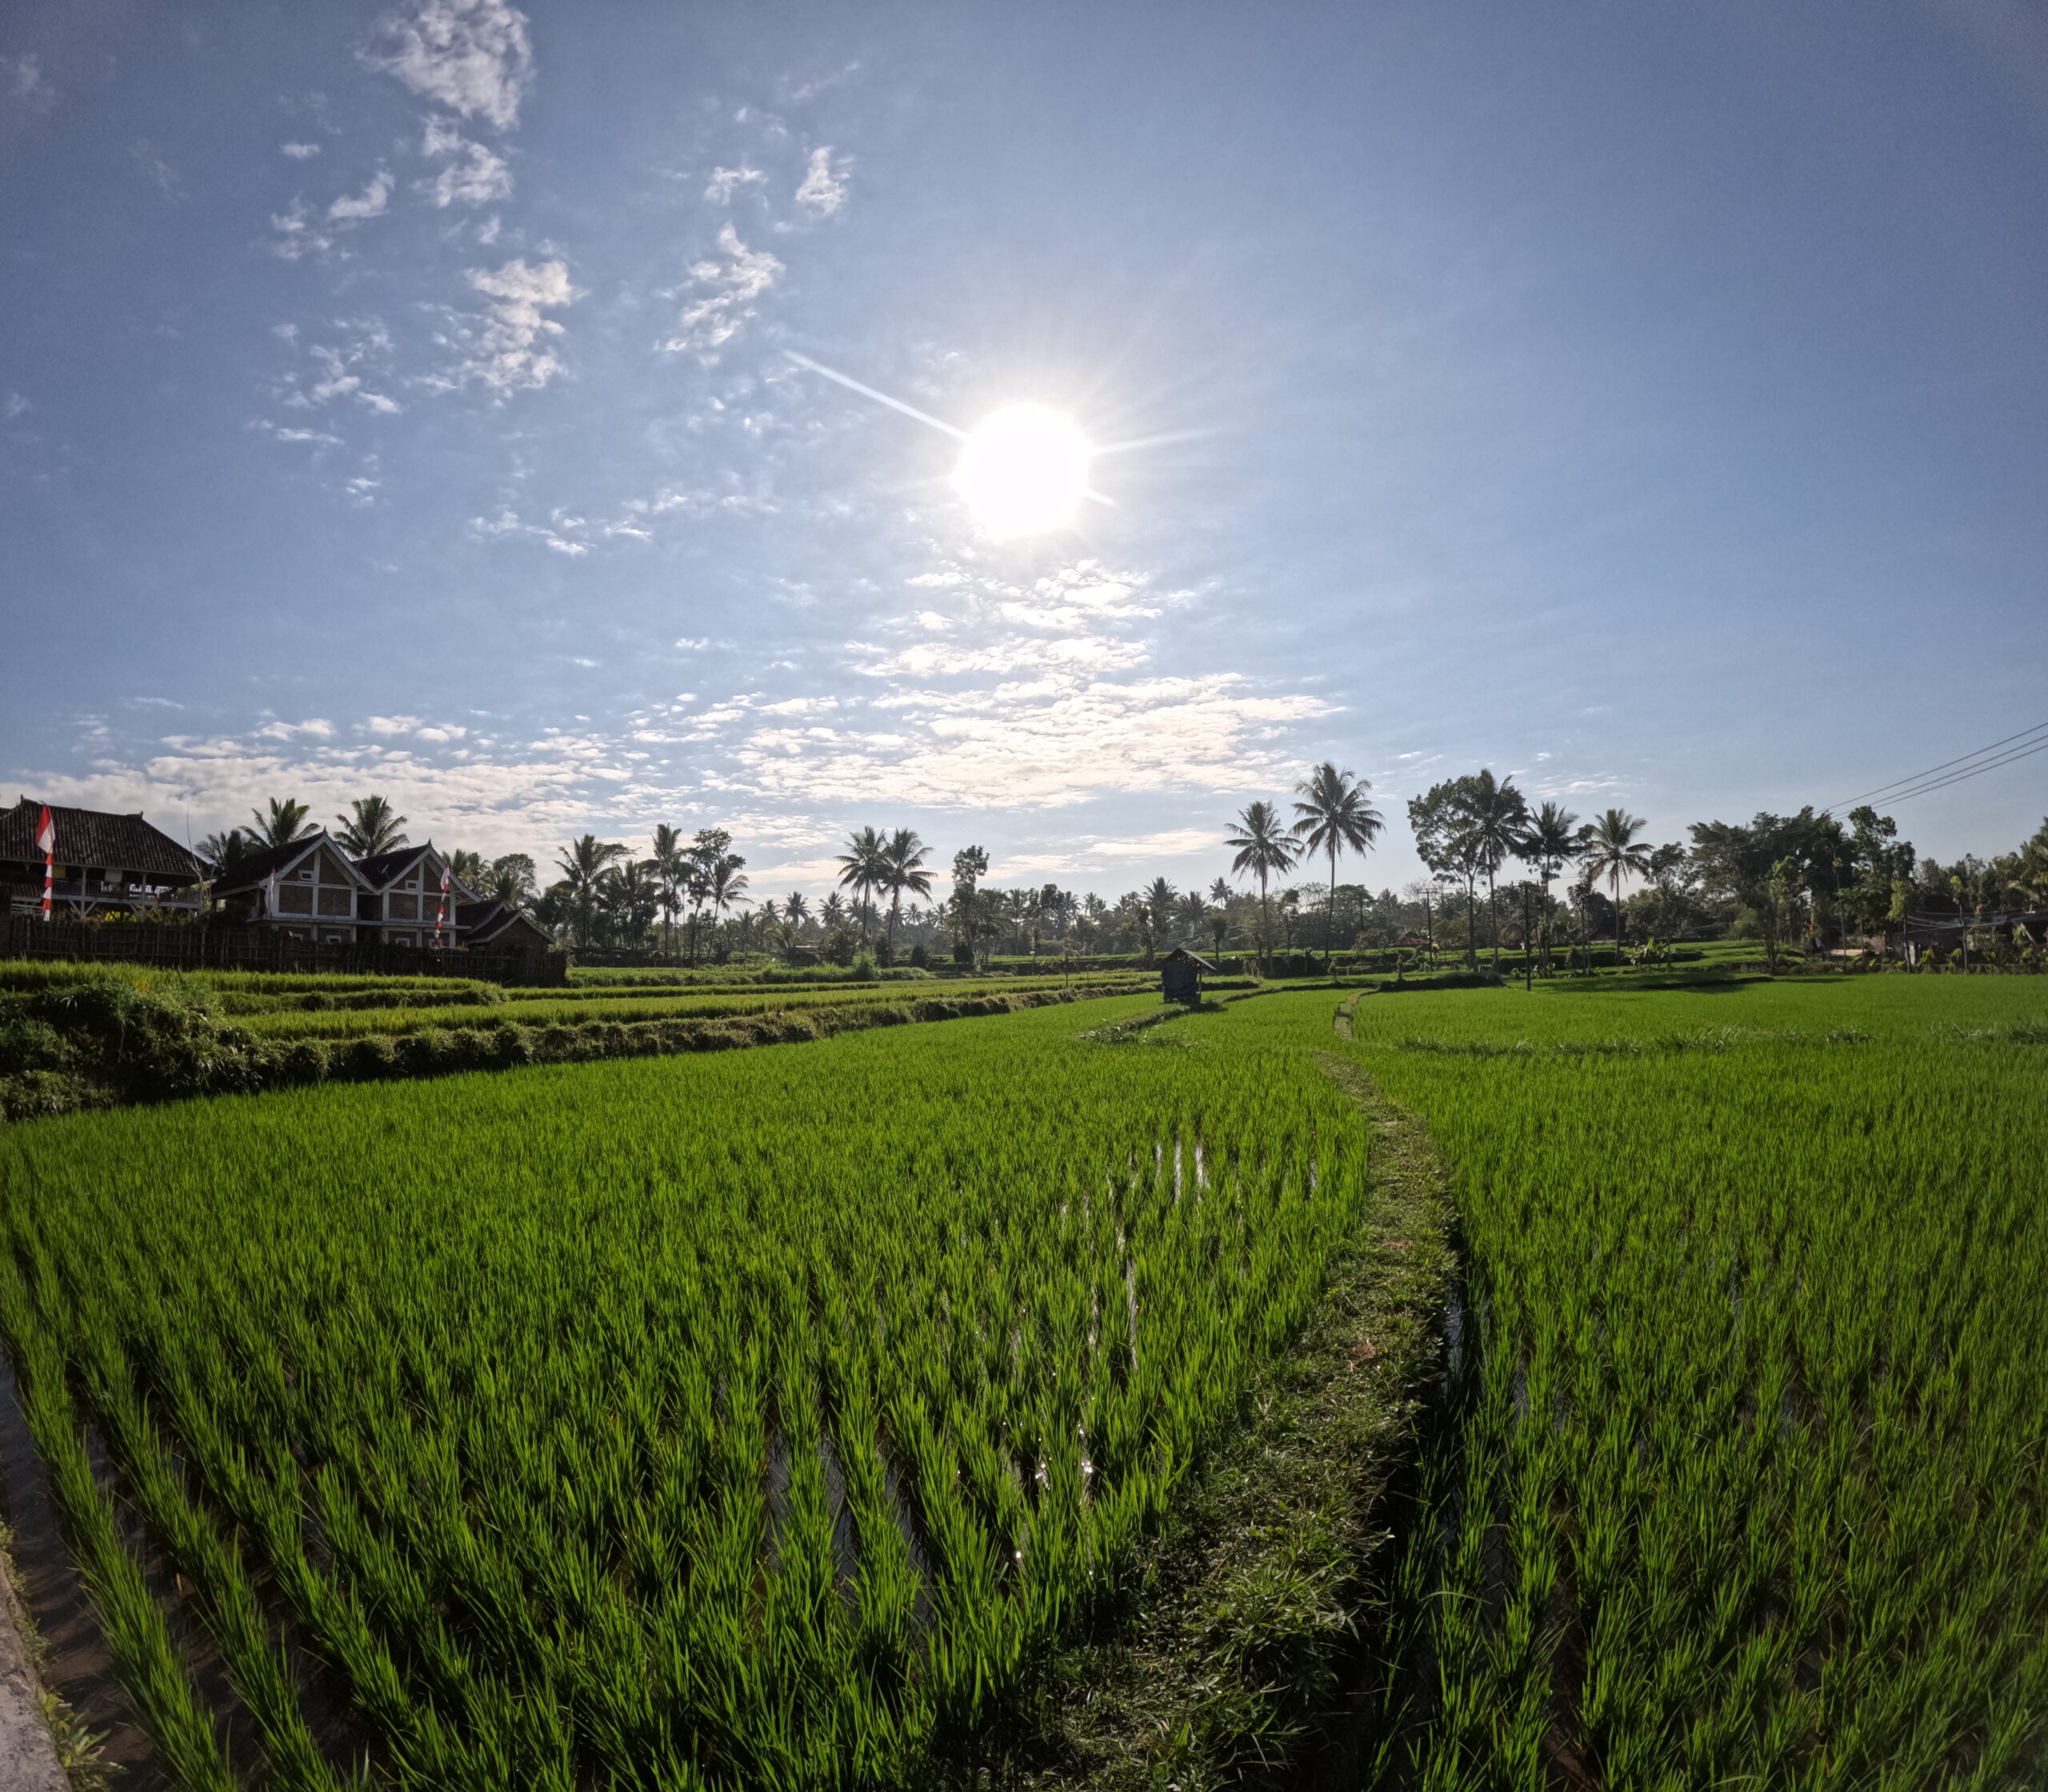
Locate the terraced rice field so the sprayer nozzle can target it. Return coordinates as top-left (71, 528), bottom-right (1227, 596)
top-left (230, 975), bottom-right (1145, 1040)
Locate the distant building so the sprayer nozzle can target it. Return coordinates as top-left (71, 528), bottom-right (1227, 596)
top-left (457, 898), bottom-right (554, 958)
top-left (209, 834), bottom-right (372, 946)
top-left (350, 844), bottom-right (473, 948)
top-left (2, 798), bottom-right (207, 918)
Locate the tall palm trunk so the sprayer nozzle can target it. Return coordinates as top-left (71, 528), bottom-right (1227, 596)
top-left (1326, 841), bottom-right (1338, 970)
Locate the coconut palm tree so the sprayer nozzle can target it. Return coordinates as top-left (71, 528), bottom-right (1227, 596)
top-left (250, 797), bottom-right (318, 851)
top-left (599, 861), bottom-right (662, 949)
top-left (880, 829), bottom-right (934, 961)
top-left (649, 823), bottom-right (689, 954)
top-left (336, 795), bottom-right (409, 858)
top-left (836, 826), bottom-right (887, 949)
top-left (819, 891), bottom-right (846, 930)
top-left (705, 850), bottom-right (749, 942)
top-left (1582, 808), bottom-right (1654, 963)
top-left (784, 891), bottom-right (811, 937)
top-left (198, 829), bottom-right (253, 878)
top-left (1225, 800), bottom-right (1300, 974)
top-left (1290, 763), bottom-right (1385, 970)
top-left (1454, 770), bottom-right (1530, 973)
top-left (555, 834), bottom-right (630, 947)
top-left (1513, 802), bottom-right (1586, 970)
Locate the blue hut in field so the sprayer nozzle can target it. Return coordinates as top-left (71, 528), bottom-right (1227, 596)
top-left (1160, 946), bottom-right (1215, 1005)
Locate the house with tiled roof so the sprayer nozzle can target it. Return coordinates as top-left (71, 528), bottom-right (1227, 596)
top-left (208, 833), bottom-right (371, 944)
top-left (2, 798), bottom-right (208, 918)
top-left (350, 843), bottom-right (474, 948)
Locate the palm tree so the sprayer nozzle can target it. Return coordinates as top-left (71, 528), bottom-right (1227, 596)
top-left (599, 861), bottom-right (661, 949)
top-left (784, 891), bottom-right (811, 936)
top-left (478, 854), bottom-right (537, 910)
top-left (1225, 800), bottom-right (1300, 975)
top-left (819, 891), bottom-right (846, 930)
top-left (1455, 770), bottom-right (1529, 974)
top-left (1176, 889), bottom-right (1209, 942)
top-left (880, 829), bottom-right (934, 961)
top-left (198, 829), bottom-right (253, 878)
top-left (555, 834), bottom-right (629, 947)
top-left (1514, 802), bottom-right (1586, 971)
top-left (1290, 763), bottom-right (1385, 970)
top-left (706, 850), bottom-right (749, 942)
top-left (1582, 808), bottom-right (1654, 964)
top-left (649, 823), bottom-right (689, 954)
top-left (336, 795), bottom-right (409, 858)
top-left (1140, 877), bottom-right (1179, 961)
top-left (836, 826), bottom-right (887, 948)
top-left (250, 797), bottom-right (318, 851)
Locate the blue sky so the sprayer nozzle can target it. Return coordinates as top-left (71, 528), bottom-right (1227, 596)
top-left (3, 2), bottom-right (2044, 898)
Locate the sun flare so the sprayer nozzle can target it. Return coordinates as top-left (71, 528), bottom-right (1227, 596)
top-left (952, 404), bottom-right (1092, 538)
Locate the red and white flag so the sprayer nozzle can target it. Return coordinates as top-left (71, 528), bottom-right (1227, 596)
top-left (434, 861), bottom-right (451, 947)
top-left (36, 805), bottom-right (54, 921)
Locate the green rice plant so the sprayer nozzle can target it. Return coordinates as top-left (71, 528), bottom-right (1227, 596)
top-left (0, 993), bottom-right (1374, 1787)
top-left (1341, 975), bottom-right (2048, 1787)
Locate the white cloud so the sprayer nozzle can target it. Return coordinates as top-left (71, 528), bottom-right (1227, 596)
top-left (270, 199), bottom-right (337, 261)
top-left (441, 257), bottom-right (575, 394)
top-left (704, 165), bottom-right (765, 204)
top-left (662, 225), bottom-right (782, 357)
top-left (133, 142), bottom-right (183, 201)
top-left (723, 672), bottom-right (1331, 810)
top-left (9, 54), bottom-right (58, 114)
top-left (278, 323), bottom-right (402, 414)
top-left (254, 718), bottom-right (336, 742)
top-left (281, 141), bottom-right (323, 158)
top-left (421, 118), bottom-right (514, 206)
top-left (470, 506), bottom-right (589, 554)
top-left (3, 392), bottom-right (30, 421)
top-left (326, 168), bottom-right (394, 222)
top-left (253, 422), bottom-right (344, 446)
top-left (857, 634), bottom-right (1150, 678)
top-left (794, 146), bottom-right (850, 217)
top-left (367, 0), bottom-right (533, 131)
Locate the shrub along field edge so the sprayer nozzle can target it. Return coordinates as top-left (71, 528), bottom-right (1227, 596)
top-left (0, 978), bottom-right (1148, 1122)
top-left (948, 1005), bottom-right (1457, 1792)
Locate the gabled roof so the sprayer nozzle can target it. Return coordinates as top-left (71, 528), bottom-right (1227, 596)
top-left (210, 832), bottom-right (364, 894)
top-left (353, 842), bottom-right (474, 895)
top-left (2, 798), bottom-right (206, 882)
top-left (1160, 946), bottom-right (1218, 970)
top-left (458, 900), bottom-right (550, 946)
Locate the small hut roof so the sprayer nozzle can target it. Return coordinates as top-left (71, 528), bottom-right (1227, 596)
top-left (1159, 946), bottom-right (1218, 971)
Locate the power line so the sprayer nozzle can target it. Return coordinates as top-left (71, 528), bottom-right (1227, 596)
top-left (1826, 720), bottom-right (2048, 812)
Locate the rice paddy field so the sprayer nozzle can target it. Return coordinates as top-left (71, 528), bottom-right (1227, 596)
top-left (1310, 974), bottom-right (2048, 1790)
top-left (0, 970), bottom-right (2042, 1788)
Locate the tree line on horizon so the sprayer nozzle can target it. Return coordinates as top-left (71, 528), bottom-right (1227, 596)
top-left (196, 779), bottom-right (2048, 968)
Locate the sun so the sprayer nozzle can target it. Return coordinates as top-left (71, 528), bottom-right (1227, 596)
top-left (952, 404), bottom-right (1092, 538)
